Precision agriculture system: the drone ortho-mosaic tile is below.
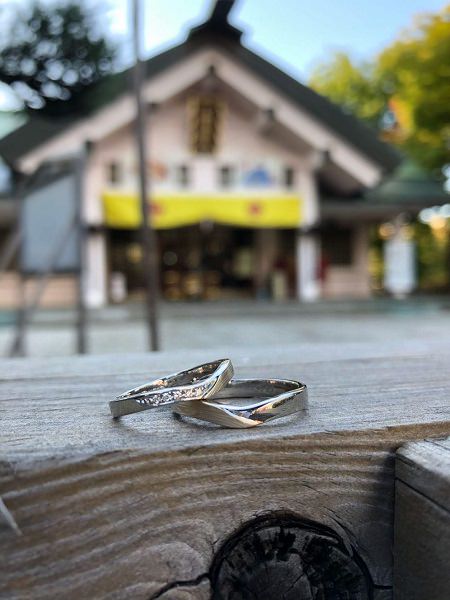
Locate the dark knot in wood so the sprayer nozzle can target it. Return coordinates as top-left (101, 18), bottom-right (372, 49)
top-left (210, 514), bottom-right (373, 600)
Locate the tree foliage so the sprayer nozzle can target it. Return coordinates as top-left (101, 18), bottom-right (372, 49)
top-left (309, 53), bottom-right (387, 130)
top-left (0, 1), bottom-right (116, 116)
top-left (310, 5), bottom-right (450, 172)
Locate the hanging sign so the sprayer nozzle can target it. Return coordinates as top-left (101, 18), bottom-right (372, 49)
top-left (102, 191), bottom-right (303, 229)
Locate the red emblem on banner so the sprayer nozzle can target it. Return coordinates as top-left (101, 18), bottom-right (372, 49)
top-left (149, 203), bottom-right (163, 216)
top-left (248, 201), bottom-right (263, 216)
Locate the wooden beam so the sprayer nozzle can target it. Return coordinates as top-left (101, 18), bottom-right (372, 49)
top-left (394, 437), bottom-right (450, 600)
top-left (1, 342), bottom-right (449, 598)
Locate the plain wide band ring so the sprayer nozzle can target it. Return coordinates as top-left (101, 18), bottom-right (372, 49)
top-left (109, 359), bottom-right (234, 418)
top-left (172, 378), bottom-right (308, 428)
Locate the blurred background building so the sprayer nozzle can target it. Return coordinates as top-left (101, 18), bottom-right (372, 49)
top-left (0, 0), bottom-right (448, 310)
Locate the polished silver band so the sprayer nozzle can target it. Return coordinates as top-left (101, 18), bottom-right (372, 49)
top-left (109, 359), bottom-right (234, 418)
top-left (173, 378), bottom-right (308, 428)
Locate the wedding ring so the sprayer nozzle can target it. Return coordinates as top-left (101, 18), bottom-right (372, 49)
top-left (109, 359), bottom-right (233, 418)
top-left (172, 378), bottom-right (307, 428)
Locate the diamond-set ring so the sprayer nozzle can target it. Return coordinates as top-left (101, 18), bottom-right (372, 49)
top-left (109, 359), bottom-right (234, 418)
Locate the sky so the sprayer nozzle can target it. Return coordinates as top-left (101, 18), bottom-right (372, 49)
top-left (112, 0), bottom-right (446, 77)
top-left (0, 0), bottom-right (447, 110)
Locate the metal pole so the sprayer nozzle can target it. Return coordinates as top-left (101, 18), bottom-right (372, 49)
top-left (75, 147), bottom-right (88, 354)
top-left (132, 0), bottom-right (160, 351)
top-left (11, 177), bottom-right (26, 357)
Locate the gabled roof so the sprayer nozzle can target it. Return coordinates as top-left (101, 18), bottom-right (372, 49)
top-left (0, 0), bottom-right (400, 172)
top-left (365, 160), bottom-right (448, 204)
top-left (322, 160), bottom-right (448, 221)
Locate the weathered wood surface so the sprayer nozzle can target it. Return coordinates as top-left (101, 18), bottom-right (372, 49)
top-left (394, 437), bottom-right (450, 600)
top-left (1, 340), bottom-right (450, 599)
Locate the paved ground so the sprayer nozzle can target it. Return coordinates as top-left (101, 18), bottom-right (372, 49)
top-left (0, 297), bottom-right (449, 358)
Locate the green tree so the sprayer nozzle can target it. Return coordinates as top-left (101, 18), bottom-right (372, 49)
top-left (0, 1), bottom-right (116, 116)
top-left (309, 53), bottom-right (387, 129)
top-left (310, 5), bottom-right (450, 172)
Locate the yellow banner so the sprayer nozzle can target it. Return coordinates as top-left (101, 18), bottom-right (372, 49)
top-left (102, 191), bottom-right (302, 229)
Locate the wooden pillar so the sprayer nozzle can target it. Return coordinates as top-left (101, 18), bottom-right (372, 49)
top-left (85, 230), bottom-right (108, 307)
top-left (296, 230), bottom-right (320, 301)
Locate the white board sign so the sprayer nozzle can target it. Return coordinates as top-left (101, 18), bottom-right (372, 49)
top-left (384, 237), bottom-right (416, 297)
top-left (21, 169), bottom-right (80, 274)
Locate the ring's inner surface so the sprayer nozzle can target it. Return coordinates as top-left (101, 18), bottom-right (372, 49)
top-left (168, 359), bottom-right (226, 387)
top-left (213, 379), bottom-right (301, 400)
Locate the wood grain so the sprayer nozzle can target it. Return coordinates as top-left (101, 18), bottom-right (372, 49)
top-left (1, 342), bottom-right (450, 599)
top-left (394, 438), bottom-right (450, 600)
